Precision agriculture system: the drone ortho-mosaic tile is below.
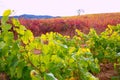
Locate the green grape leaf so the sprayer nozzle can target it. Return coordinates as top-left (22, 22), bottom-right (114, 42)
top-left (89, 62), bottom-right (100, 73)
top-left (11, 42), bottom-right (19, 55)
top-left (1, 24), bottom-right (12, 31)
top-left (116, 52), bottom-right (120, 57)
top-left (1, 16), bottom-right (9, 24)
top-left (10, 67), bottom-right (16, 78)
top-left (16, 61), bottom-right (26, 79)
top-left (44, 73), bottom-right (57, 80)
top-left (31, 77), bottom-right (40, 80)
top-left (0, 41), bottom-right (6, 49)
top-left (3, 32), bottom-right (14, 43)
top-left (0, 41), bottom-right (6, 57)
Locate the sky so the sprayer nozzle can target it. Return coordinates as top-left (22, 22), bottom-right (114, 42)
top-left (0, 0), bottom-right (120, 16)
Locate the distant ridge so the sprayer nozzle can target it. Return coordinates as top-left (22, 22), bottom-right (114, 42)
top-left (0, 14), bottom-right (60, 19)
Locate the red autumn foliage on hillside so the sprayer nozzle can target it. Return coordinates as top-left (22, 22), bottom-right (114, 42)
top-left (19, 13), bottom-right (120, 36)
top-left (2, 13), bottom-right (120, 37)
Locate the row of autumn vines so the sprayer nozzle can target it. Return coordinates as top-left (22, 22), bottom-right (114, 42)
top-left (0, 10), bottom-right (120, 80)
top-left (19, 13), bottom-right (120, 36)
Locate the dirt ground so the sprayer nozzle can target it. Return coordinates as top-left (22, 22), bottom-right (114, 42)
top-left (0, 72), bottom-right (9, 80)
top-left (95, 63), bottom-right (119, 80)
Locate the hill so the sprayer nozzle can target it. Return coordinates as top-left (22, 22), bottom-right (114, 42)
top-left (0, 14), bottom-right (59, 19)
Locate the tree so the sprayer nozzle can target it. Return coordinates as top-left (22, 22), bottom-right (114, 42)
top-left (77, 9), bottom-right (84, 16)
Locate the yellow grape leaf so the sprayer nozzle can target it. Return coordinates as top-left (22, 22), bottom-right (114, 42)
top-left (69, 77), bottom-right (76, 80)
top-left (3, 9), bottom-right (11, 16)
top-left (69, 47), bottom-right (76, 54)
top-left (21, 30), bottom-right (34, 44)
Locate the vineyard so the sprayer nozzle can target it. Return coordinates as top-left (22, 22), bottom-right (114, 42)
top-left (0, 10), bottom-right (120, 80)
top-left (18, 12), bottom-right (120, 37)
